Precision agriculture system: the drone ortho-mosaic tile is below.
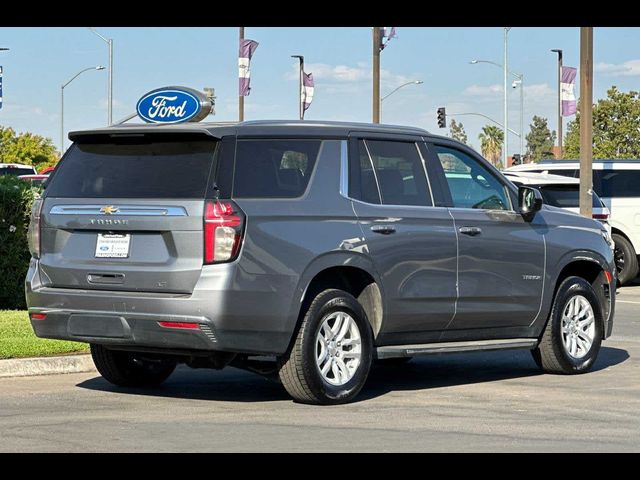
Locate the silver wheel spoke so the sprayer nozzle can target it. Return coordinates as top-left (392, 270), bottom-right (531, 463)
top-left (336, 315), bottom-right (352, 342)
top-left (321, 358), bottom-right (332, 376)
top-left (343, 350), bottom-right (361, 360)
top-left (579, 314), bottom-right (594, 329)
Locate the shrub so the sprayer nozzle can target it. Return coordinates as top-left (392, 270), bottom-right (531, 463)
top-left (0, 176), bottom-right (39, 309)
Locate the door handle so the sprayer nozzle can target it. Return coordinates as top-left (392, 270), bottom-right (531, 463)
top-left (371, 224), bottom-right (396, 235)
top-left (87, 273), bottom-right (125, 285)
top-left (459, 226), bottom-right (482, 236)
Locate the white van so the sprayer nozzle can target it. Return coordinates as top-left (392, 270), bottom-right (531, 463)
top-left (506, 160), bottom-right (640, 284)
top-left (0, 163), bottom-right (37, 177)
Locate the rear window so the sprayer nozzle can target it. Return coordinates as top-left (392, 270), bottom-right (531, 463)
top-left (539, 185), bottom-right (600, 208)
top-left (233, 139), bottom-right (321, 198)
top-left (0, 167), bottom-right (36, 176)
top-left (46, 136), bottom-right (217, 198)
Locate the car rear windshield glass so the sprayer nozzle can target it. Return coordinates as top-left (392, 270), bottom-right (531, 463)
top-left (233, 139), bottom-right (321, 198)
top-left (46, 136), bottom-right (217, 198)
top-left (539, 186), bottom-right (601, 208)
top-left (0, 167), bottom-right (36, 176)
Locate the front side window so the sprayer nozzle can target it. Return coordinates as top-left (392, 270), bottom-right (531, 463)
top-left (433, 146), bottom-right (510, 211)
top-left (594, 170), bottom-right (640, 198)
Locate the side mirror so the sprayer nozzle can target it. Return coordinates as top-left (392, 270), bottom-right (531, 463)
top-left (518, 186), bottom-right (543, 221)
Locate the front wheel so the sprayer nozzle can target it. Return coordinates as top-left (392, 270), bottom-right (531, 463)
top-left (90, 344), bottom-right (177, 387)
top-left (278, 289), bottom-right (374, 405)
top-left (531, 276), bottom-right (603, 374)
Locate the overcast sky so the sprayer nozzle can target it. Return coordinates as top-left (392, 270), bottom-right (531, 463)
top-left (0, 27), bottom-right (638, 153)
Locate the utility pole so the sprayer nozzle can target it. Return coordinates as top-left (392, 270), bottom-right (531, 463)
top-left (551, 49), bottom-right (563, 156)
top-left (503, 27), bottom-right (510, 169)
top-left (291, 55), bottom-right (304, 120)
top-left (372, 27), bottom-right (381, 123)
top-left (88, 28), bottom-right (113, 125)
top-left (579, 28), bottom-right (593, 219)
top-left (239, 26), bottom-right (245, 122)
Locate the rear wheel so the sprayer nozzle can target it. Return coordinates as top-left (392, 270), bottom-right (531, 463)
top-left (90, 344), bottom-right (177, 387)
top-left (613, 233), bottom-right (638, 285)
top-left (532, 276), bottom-right (603, 374)
top-left (278, 289), bottom-right (373, 405)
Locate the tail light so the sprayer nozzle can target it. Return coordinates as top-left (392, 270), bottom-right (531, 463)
top-left (593, 213), bottom-right (609, 221)
top-left (27, 198), bottom-right (43, 259)
top-left (203, 200), bottom-right (244, 264)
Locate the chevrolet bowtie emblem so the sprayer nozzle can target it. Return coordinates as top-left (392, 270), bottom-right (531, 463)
top-left (100, 205), bottom-right (119, 215)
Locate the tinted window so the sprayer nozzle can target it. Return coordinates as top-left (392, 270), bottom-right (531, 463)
top-left (233, 139), bottom-right (320, 198)
top-left (594, 170), bottom-right (640, 198)
top-left (46, 137), bottom-right (217, 198)
top-left (545, 169), bottom-right (577, 178)
top-left (538, 185), bottom-right (601, 208)
top-left (434, 146), bottom-right (510, 210)
top-left (349, 140), bottom-right (381, 204)
top-left (361, 140), bottom-right (431, 206)
top-left (0, 167), bottom-right (36, 176)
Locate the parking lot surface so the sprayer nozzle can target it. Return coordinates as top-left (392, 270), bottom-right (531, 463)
top-left (1, 286), bottom-right (639, 452)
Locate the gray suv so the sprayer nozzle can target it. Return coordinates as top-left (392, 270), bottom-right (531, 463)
top-left (26, 120), bottom-right (616, 405)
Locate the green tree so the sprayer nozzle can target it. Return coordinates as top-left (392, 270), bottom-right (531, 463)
top-left (449, 119), bottom-right (468, 144)
top-left (564, 87), bottom-right (640, 159)
top-left (525, 116), bottom-right (556, 163)
top-left (478, 125), bottom-right (504, 167)
top-left (0, 126), bottom-right (59, 172)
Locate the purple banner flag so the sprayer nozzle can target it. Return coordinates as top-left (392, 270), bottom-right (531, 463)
top-left (302, 71), bottom-right (314, 116)
top-left (0, 66), bottom-right (3, 110)
top-left (239, 39), bottom-right (259, 96)
top-left (380, 27), bottom-right (397, 51)
top-left (561, 66), bottom-right (577, 116)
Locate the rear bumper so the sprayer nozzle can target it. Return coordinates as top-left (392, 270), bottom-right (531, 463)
top-left (25, 259), bottom-right (297, 355)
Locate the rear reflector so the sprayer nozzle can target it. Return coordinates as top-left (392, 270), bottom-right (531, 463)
top-left (592, 213), bottom-right (609, 220)
top-left (158, 321), bottom-right (200, 330)
top-left (30, 313), bottom-right (47, 321)
top-left (605, 271), bottom-right (613, 284)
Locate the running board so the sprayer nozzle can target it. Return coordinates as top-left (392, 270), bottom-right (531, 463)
top-left (376, 338), bottom-right (538, 359)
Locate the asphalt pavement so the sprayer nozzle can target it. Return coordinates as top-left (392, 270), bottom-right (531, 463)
top-left (1, 285), bottom-right (639, 452)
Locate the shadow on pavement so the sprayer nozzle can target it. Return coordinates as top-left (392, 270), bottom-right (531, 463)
top-left (76, 346), bottom-right (629, 404)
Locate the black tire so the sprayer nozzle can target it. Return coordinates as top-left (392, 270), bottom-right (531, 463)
top-left (277, 289), bottom-right (374, 405)
top-left (90, 344), bottom-right (177, 387)
top-left (613, 233), bottom-right (638, 285)
top-left (532, 276), bottom-right (604, 374)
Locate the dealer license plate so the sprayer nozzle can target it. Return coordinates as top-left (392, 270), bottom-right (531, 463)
top-left (95, 233), bottom-right (131, 258)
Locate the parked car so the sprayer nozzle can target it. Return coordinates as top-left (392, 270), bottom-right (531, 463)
top-left (18, 174), bottom-right (49, 187)
top-left (0, 163), bottom-right (37, 177)
top-left (39, 166), bottom-right (56, 175)
top-left (503, 171), bottom-right (612, 238)
top-left (26, 121), bottom-right (616, 405)
top-left (506, 160), bottom-right (640, 284)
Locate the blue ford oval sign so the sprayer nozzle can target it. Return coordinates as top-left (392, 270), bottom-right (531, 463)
top-left (136, 86), bottom-right (212, 124)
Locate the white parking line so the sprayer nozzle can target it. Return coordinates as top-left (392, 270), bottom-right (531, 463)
top-left (617, 300), bottom-right (640, 305)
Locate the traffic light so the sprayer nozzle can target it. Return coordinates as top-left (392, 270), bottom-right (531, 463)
top-left (437, 107), bottom-right (446, 128)
top-left (512, 154), bottom-right (522, 166)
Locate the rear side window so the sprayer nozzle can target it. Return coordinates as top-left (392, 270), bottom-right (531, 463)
top-left (350, 139), bottom-right (432, 206)
top-left (233, 139), bottom-right (321, 198)
top-left (46, 136), bottom-right (217, 198)
top-left (594, 170), bottom-right (640, 198)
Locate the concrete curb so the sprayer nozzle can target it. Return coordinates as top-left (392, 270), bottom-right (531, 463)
top-left (0, 354), bottom-right (96, 378)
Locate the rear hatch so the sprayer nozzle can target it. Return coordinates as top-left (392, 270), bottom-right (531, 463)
top-left (39, 133), bottom-right (218, 294)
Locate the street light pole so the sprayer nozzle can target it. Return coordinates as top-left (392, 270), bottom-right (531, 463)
top-left (291, 55), bottom-right (304, 120)
top-left (503, 27), bottom-right (511, 169)
top-left (579, 29), bottom-right (593, 219)
top-left (551, 49), bottom-right (563, 157)
top-left (88, 28), bottom-right (113, 125)
top-left (380, 80), bottom-right (423, 122)
top-left (470, 60), bottom-right (524, 155)
top-left (60, 66), bottom-right (105, 153)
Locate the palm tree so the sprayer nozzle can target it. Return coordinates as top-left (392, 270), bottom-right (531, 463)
top-left (478, 125), bottom-right (504, 167)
